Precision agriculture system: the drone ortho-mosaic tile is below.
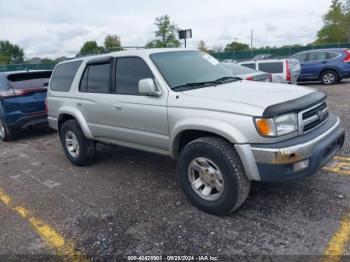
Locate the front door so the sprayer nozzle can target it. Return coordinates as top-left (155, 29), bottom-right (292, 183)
top-left (109, 56), bottom-right (169, 154)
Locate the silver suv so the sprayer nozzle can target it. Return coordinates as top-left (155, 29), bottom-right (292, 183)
top-left (47, 49), bottom-right (345, 215)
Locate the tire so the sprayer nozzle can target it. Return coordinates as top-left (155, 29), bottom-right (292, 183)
top-left (0, 119), bottom-right (14, 142)
top-left (320, 70), bottom-right (339, 85)
top-left (177, 137), bottom-right (251, 215)
top-left (59, 119), bottom-right (96, 166)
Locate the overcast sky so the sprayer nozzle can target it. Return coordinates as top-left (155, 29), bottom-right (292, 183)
top-left (0, 0), bottom-right (333, 59)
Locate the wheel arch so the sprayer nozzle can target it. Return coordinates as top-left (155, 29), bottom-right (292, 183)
top-left (57, 107), bottom-right (93, 139)
top-left (170, 119), bottom-right (247, 158)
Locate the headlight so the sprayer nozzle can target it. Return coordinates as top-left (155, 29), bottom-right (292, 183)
top-left (255, 113), bottom-right (298, 137)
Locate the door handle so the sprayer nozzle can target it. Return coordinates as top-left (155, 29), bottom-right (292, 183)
top-left (77, 102), bottom-right (82, 107)
top-left (113, 105), bottom-right (122, 111)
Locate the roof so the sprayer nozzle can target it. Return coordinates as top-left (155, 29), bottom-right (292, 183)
top-left (293, 48), bottom-right (348, 54)
top-left (58, 48), bottom-right (197, 65)
top-left (0, 70), bottom-right (52, 77)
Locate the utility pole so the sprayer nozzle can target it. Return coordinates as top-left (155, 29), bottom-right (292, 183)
top-left (250, 29), bottom-right (254, 58)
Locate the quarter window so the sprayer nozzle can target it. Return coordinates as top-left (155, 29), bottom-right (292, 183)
top-left (50, 61), bottom-right (82, 92)
top-left (116, 57), bottom-right (154, 95)
top-left (80, 63), bottom-right (111, 93)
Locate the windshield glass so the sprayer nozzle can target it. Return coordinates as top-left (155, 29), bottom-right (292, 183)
top-left (150, 51), bottom-right (236, 90)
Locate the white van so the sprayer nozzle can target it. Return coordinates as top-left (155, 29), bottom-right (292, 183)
top-left (239, 59), bottom-right (301, 84)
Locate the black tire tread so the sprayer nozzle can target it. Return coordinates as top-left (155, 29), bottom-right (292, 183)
top-left (60, 119), bottom-right (96, 166)
top-left (180, 136), bottom-right (251, 214)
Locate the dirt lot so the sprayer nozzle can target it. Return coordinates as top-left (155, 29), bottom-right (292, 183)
top-left (0, 80), bottom-right (350, 261)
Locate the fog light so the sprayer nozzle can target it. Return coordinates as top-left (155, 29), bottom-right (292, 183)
top-left (293, 159), bottom-right (309, 172)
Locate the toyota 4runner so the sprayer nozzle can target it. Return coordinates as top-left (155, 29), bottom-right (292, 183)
top-left (47, 49), bottom-right (345, 215)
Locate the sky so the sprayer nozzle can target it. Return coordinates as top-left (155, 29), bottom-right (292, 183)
top-left (0, 0), bottom-right (333, 59)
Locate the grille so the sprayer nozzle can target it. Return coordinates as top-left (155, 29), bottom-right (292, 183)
top-left (300, 102), bottom-right (329, 134)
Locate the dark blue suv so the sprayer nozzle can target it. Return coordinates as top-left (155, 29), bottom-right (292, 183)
top-left (0, 70), bottom-right (52, 141)
top-left (291, 48), bottom-right (350, 85)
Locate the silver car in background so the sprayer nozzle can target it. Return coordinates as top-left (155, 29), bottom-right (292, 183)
top-left (222, 62), bottom-right (272, 82)
top-left (239, 59), bottom-right (301, 84)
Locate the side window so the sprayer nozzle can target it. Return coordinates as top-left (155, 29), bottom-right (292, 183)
top-left (116, 57), bottom-right (154, 95)
top-left (307, 52), bottom-right (327, 61)
top-left (241, 63), bottom-right (256, 70)
top-left (258, 62), bottom-right (283, 73)
top-left (293, 53), bottom-right (307, 62)
top-left (79, 63), bottom-right (111, 93)
top-left (50, 61), bottom-right (82, 92)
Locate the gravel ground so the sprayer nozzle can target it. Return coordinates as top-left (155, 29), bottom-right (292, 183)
top-left (0, 80), bottom-right (349, 261)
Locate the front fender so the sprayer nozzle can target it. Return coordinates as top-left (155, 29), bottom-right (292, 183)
top-left (170, 118), bottom-right (248, 158)
top-left (58, 106), bottom-right (93, 139)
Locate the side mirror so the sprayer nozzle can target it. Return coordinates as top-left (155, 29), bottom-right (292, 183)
top-left (138, 78), bottom-right (161, 97)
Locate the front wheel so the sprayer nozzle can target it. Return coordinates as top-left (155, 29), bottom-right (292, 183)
top-left (177, 137), bottom-right (251, 215)
top-left (320, 70), bottom-right (339, 85)
top-left (60, 119), bottom-right (96, 166)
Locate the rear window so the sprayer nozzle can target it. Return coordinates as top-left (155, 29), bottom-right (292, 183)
top-left (7, 71), bottom-right (52, 89)
top-left (258, 62), bottom-right (283, 73)
top-left (241, 63), bottom-right (256, 70)
top-left (224, 63), bottom-right (257, 74)
top-left (50, 60), bottom-right (82, 92)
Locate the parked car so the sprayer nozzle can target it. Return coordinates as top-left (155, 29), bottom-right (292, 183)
top-left (0, 70), bottom-right (52, 141)
top-left (48, 49), bottom-right (344, 215)
top-left (290, 49), bottom-right (350, 85)
top-left (239, 59), bottom-right (301, 84)
top-left (221, 59), bottom-right (237, 63)
top-left (253, 53), bottom-right (273, 60)
top-left (222, 62), bottom-right (272, 82)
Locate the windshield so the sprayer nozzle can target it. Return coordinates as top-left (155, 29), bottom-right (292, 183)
top-left (223, 63), bottom-right (258, 74)
top-left (150, 51), bottom-right (236, 90)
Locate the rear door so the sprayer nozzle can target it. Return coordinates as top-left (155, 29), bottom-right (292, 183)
top-left (7, 71), bottom-right (52, 114)
top-left (77, 58), bottom-right (114, 138)
top-left (300, 52), bottom-right (327, 80)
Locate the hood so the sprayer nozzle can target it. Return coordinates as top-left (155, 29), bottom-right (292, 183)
top-left (182, 80), bottom-right (315, 110)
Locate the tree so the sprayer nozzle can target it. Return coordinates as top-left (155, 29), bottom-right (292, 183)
top-left (104, 35), bottom-right (122, 51)
top-left (224, 41), bottom-right (250, 52)
top-left (315, 0), bottom-right (348, 44)
top-left (41, 58), bottom-right (55, 63)
top-left (198, 40), bottom-right (208, 52)
top-left (146, 15), bottom-right (180, 48)
top-left (0, 40), bottom-right (24, 64)
top-left (79, 41), bottom-right (102, 55)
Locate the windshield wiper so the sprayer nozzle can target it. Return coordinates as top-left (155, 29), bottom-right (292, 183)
top-left (172, 81), bottom-right (223, 91)
top-left (215, 76), bottom-right (242, 82)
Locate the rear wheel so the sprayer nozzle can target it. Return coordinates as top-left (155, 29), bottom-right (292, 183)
top-left (60, 119), bottom-right (96, 166)
top-left (0, 119), bottom-right (13, 142)
top-left (177, 137), bottom-right (251, 215)
top-left (320, 70), bottom-right (339, 85)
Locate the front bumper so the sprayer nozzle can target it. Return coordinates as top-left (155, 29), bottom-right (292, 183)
top-left (235, 113), bottom-right (345, 182)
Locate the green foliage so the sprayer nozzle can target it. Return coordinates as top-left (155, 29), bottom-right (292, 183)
top-left (0, 40), bottom-right (24, 64)
top-left (41, 58), bottom-right (54, 63)
top-left (315, 0), bottom-right (350, 44)
top-left (147, 15), bottom-right (180, 48)
top-left (224, 41), bottom-right (250, 52)
top-left (79, 40), bottom-right (102, 54)
top-left (104, 35), bottom-right (122, 51)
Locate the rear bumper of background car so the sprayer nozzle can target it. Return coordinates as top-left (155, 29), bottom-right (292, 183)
top-left (6, 112), bottom-right (48, 129)
top-left (235, 114), bottom-right (345, 182)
